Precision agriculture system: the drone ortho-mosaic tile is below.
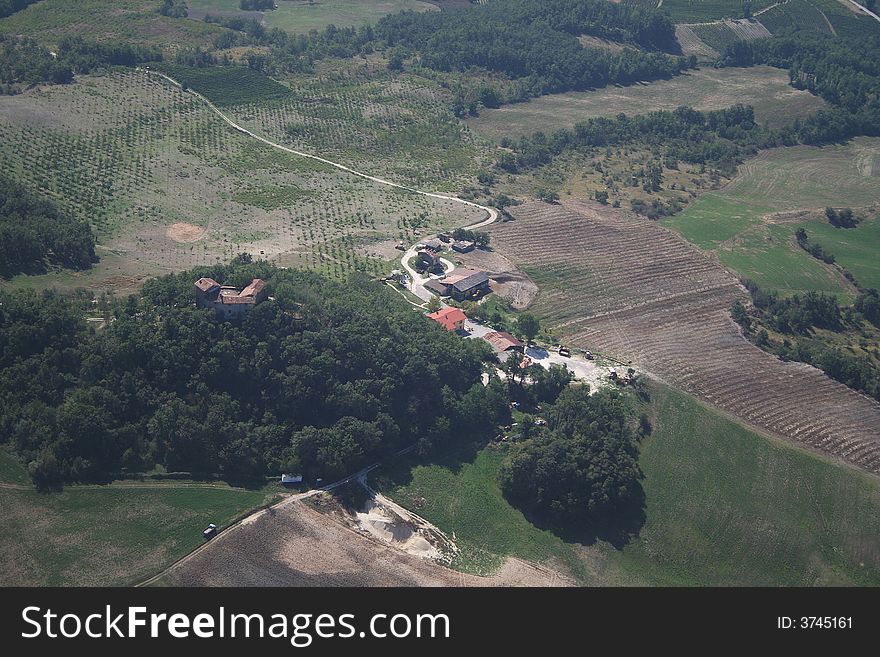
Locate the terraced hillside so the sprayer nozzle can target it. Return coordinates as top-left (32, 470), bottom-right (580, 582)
top-left (490, 200), bottom-right (880, 475)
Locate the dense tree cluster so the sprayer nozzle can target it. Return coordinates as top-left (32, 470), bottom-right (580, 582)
top-left (451, 227), bottom-right (489, 247)
top-left (0, 0), bottom-right (40, 19)
top-left (203, 0), bottom-right (686, 95)
top-left (499, 386), bottom-right (643, 525)
top-left (240, 0), bottom-right (275, 10)
top-left (0, 35), bottom-right (162, 92)
top-left (0, 173), bottom-right (96, 277)
top-left (734, 280), bottom-right (880, 401)
top-left (0, 36), bottom-right (73, 93)
top-left (0, 262), bottom-right (512, 487)
top-left (158, 0), bottom-right (188, 19)
top-left (375, 0), bottom-right (686, 99)
top-left (502, 104), bottom-right (775, 177)
top-left (825, 207), bottom-right (859, 229)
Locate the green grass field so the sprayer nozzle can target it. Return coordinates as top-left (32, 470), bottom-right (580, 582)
top-left (466, 66), bottom-right (827, 141)
top-left (664, 138), bottom-right (880, 297)
top-left (187, 0), bottom-right (438, 34)
top-left (0, 452), bottom-right (273, 585)
top-left (374, 381), bottom-right (880, 585)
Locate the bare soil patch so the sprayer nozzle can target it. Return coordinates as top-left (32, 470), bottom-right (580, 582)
top-left (455, 247), bottom-right (538, 309)
top-left (490, 200), bottom-right (880, 475)
top-left (157, 500), bottom-right (570, 586)
top-left (167, 222), bottom-right (206, 243)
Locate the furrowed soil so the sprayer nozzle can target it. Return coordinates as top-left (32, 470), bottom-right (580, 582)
top-left (489, 199), bottom-right (880, 475)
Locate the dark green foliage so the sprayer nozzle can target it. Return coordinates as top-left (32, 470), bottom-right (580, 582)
top-left (855, 289), bottom-right (880, 327)
top-left (0, 0), bottom-right (40, 19)
top-left (240, 0), bottom-right (275, 9)
top-left (55, 36), bottom-right (164, 74)
top-left (156, 64), bottom-right (292, 105)
top-left (505, 105), bottom-right (777, 177)
top-left (159, 0), bottom-right (188, 19)
top-left (0, 263), bottom-right (508, 486)
top-left (743, 278), bottom-right (842, 333)
top-left (499, 386), bottom-right (642, 525)
top-left (516, 313), bottom-right (540, 342)
top-left (739, 279), bottom-right (880, 401)
top-left (0, 36), bottom-right (73, 92)
top-left (0, 173), bottom-right (96, 276)
top-left (376, 0), bottom-right (685, 99)
top-left (451, 227), bottom-right (489, 247)
top-left (825, 207), bottom-right (859, 229)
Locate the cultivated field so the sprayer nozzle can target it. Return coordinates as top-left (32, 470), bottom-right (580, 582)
top-left (376, 381), bottom-right (880, 585)
top-left (664, 138), bottom-right (880, 295)
top-left (188, 0), bottom-right (439, 34)
top-left (466, 66), bottom-right (827, 141)
top-left (489, 200), bottom-right (880, 476)
top-left (0, 69), bottom-right (483, 293)
top-left (629, 0), bottom-right (777, 22)
top-left (0, 0), bottom-right (221, 49)
top-left (689, 18), bottom-right (771, 52)
top-left (155, 498), bottom-right (568, 586)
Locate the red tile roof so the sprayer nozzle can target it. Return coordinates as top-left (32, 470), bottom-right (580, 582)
top-left (484, 331), bottom-right (523, 351)
top-left (195, 278), bottom-right (220, 292)
top-left (240, 278), bottom-right (265, 297)
top-left (427, 307), bottom-right (467, 331)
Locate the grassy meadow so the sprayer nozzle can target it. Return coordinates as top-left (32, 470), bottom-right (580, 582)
top-left (0, 451), bottom-right (274, 585)
top-left (664, 138), bottom-right (880, 297)
top-left (374, 381), bottom-right (880, 586)
top-left (467, 66), bottom-right (826, 142)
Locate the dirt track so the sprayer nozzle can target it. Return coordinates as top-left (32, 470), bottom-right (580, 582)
top-left (156, 500), bottom-right (570, 587)
top-left (490, 200), bottom-right (880, 475)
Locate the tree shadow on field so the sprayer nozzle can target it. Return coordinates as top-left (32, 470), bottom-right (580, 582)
top-left (519, 484), bottom-right (647, 550)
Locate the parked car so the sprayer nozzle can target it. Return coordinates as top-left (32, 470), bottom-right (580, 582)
top-left (583, 350), bottom-right (594, 360)
top-left (558, 346), bottom-right (571, 357)
top-left (202, 523), bottom-right (217, 540)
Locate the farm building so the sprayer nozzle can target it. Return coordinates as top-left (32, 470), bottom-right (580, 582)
top-left (417, 249), bottom-right (443, 273)
top-left (452, 240), bottom-right (475, 253)
top-left (195, 277), bottom-right (267, 319)
top-left (424, 279), bottom-right (451, 297)
top-left (427, 307), bottom-right (468, 331)
top-left (484, 331), bottom-right (523, 353)
top-left (422, 238), bottom-right (444, 251)
top-left (448, 270), bottom-right (490, 301)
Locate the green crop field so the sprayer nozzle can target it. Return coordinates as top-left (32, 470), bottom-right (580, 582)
top-left (758, 0), bottom-right (835, 35)
top-left (374, 381), bottom-right (880, 586)
top-left (0, 0), bottom-right (221, 49)
top-left (158, 64), bottom-right (295, 106)
top-left (466, 66), bottom-right (827, 141)
top-left (0, 453), bottom-right (273, 585)
top-left (188, 0), bottom-right (438, 34)
top-left (664, 138), bottom-right (880, 297)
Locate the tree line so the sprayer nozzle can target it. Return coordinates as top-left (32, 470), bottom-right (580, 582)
top-left (0, 172), bottom-right (96, 277)
top-left (0, 34), bottom-right (163, 93)
top-left (732, 280), bottom-right (880, 401)
top-left (500, 104), bottom-right (776, 179)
